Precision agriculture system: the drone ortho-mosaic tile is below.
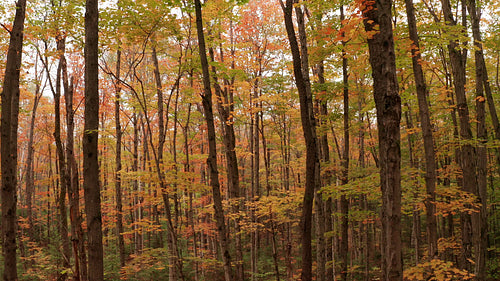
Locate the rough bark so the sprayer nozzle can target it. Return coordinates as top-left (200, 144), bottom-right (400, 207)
top-left (362, 0), bottom-right (403, 280)
top-left (1, 1), bottom-right (26, 280)
top-left (83, 0), bottom-right (104, 279)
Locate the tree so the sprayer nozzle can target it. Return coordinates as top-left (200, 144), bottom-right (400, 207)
top-left (83, 0), bottom-right (104, 280)
top-left (280, 0), bottom-right (320, 279)
top-left (194, 0), bottom-right (233, 280)
top-left (1, 0), bottom-right (27, 280)
top-left (441, 0), bottom-right (476, 271)
top-left (403, 0), bottom-right (438, 260)
top-left (362, 0), bottom-right (403, 280)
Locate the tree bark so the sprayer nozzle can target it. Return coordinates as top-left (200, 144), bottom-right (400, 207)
top-left (404, 0), bottom-right (438, 260)
top-left (54, 35), bottom-right (72, 281)
top-left (83, 0), bottom-right (104, 279)
top-left (466, 1), bottom-right (488, 278)
top-left (362, 0), bottom-right (403, 280)
top-left (1, 1), bottom-right (26, 280)
top-left (441, 0), bottom-right (476, 271)
top-left (194, 1), bottom-right (233, 280)
top-left (280, 0), bottom-right (320, 279)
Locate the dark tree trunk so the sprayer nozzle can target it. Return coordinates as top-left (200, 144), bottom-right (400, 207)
top-left (466, 1), bottom-right (488, 278)
top-left (404, 0), bottom-right (438, 260)
top-left (194, 1), bottom-right (233, 280)
top-left (208, 43), bottom-right (244, 280)
top-left (441, 0), bottom-right (476, 272)
top-left (1, 1), bottom-right (26, 280)
top-left (340, 6), bottom-right (349, 281)
top-left (280, 0), bottom-right (320, 279)
top-left (54, 36), bottom-right (72, 280)
top-left (362, 0), bottom-right (403, 280)
top-left (65, 77), bottom-right (85, 281)
top-left (83, 0), bottom-right (104, 279)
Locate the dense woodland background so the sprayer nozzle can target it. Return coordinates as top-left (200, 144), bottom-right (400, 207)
top-left (0, 0), bottom-right (499, 280)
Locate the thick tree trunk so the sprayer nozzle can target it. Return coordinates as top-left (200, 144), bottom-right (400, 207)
top-left (362, 0), bottom-right (403, 280)
top-left (195, 1), bottom-right (233, 280)
top-left (1, 1), bottom-right (26, 280)
top-left (83, 0), bottom-right (104, 279)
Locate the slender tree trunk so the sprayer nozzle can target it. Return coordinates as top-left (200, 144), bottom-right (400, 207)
top-left (26, 71), bottom-right (42, 242)
top-left (357, 91), bottom-right (371, 281)
top-left (83, 0), bottom-right (104, 279)
top-left (316, 60), bottom-right (334, 281)
top-left (63, 62), bottom-right (84, 280)
top-left (114, 47), bottom-right (126, 268)
top-left (466, 1), bottom-right (488, 278)
top-left (208, 43), bottom-right (244, 280)
top-left (404, 0), bottom-right (438, 260)
top-left (362, 0), bottom-right (403, 280)
top-left (132, 114), bottom-right (143, 254)
top-left (195, 1), bottom-right (233, 280)
top-left (54, 35), bottom-right (71, 281)
top-left (281, 1), bottom-right (320, 279)
top-left (340, 6), bottom-right (349, 281)
top-left (441, 0), bottom-right (476, 272)
top-left (404, 104), bottom-right (421, 265)
top-left (1, 1), bottom-right (26, 280)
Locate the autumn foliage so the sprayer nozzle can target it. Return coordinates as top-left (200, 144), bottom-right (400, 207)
top-left (0, 0), bottom-right (499, 280)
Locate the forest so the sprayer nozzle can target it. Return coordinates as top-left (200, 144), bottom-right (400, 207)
top-left (0, 0), bottom-right (499, 280)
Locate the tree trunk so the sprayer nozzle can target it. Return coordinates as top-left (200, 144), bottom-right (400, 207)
top-left (466, 1), bottom-right (488, 278)
top-left (316, 60), bottom-right (334, 281)
top-left (362, 0), bottom-right (403, 280)
top-left (1, 1), bottom-right (26, 280)
top-left (280, 1), bottom-right (320, 279)
top-left (404, 0), bottom-right (438, 260)
top-left (194, 1), bottom-right (233, 280)
top-left (340, 6), bottom-right (350, 281)
top-left (114, 47), bottom-right (126, 268)
top-left (441, 0), bottom-right (476, 272)
top-left (83, 0), bottom-right (104, 279)
top-left (54, 35), bottom-right (72, 281)
top-left (208, 43), bottom-right (244, 280)
top-left (26, 66), bottom-right (42, 242)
